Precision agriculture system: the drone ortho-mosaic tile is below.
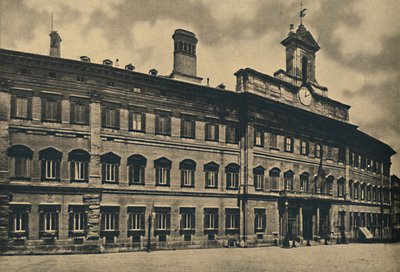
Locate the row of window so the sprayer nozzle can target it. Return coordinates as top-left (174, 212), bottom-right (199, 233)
top-left (9, 205), bottom-right (266, 241)
top-left (347, 212), bottom-right (391, 229)
top-left (349, 181), bottom-right (390, 203)
top-left (349, 152), bottom-right (388, 175)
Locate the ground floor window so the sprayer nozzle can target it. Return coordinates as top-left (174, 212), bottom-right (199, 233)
top-left (100, 206), bottom-right (120, 238)
top-left (254, 209), bottom-right (266, 233)
top-left (154, 207), bottom-right (171, 236)
top-left (39, 205), bottom-right (60, 239)
top-left (9, 204), bottom-right (30, 238)
top-left (68, 205), bottom-right (87, 237)
top-left (225, 208), bottom-right (239, 234)
top-left (128, 207), bottom-right (145, 237)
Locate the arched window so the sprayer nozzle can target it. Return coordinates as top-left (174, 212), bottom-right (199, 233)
top-left (184, 42), bottom-right (187, 51)
top-left (178, 41), bottom-right (183, 50)
top-left (354, 182), bottom-right (360, 199)
top-left (337, 177), bottom-right (345, 197)
top-left (269, 168), bottom-right (281, 190)
top-left (367, 184), bottom-right (372, 201)
top-left (372, 186), bottom-right (377, 202)
top-left (284, 170), bottom-right (294, 191)
top-left (300, 172), bottom-right (310, 192)
top-left (39, 147), bottom-right (62, 181)
top-left (68, 149), bottom-right (90, 182)
top-left (326, 175), bottom-right (334, 195)
top-left (204, 161), bottom-right (219, 189)
top-left (174, 42), bottom-right (178, 51)
top-left (192, 44), bottom-right (196, 54)
top-left (8, 145), bottom-right (33, 180)
top-left (226, 163), bottom-right (239, 190)
top-left (128, 154), bottom-right (146, 185)
top-left (154, 157), bottom-right (171, 186)
top-left (302, 56), bottom-right (308, 82)
top-left (360, 182), bottom-right (366, 200)
top-left (253, 166), bottom-right (265, 191)
top-left (180, 159), bottom-right (196, 188)
top-left (100, 152), bottom-right (120, 183)
top-left (187, 43), bottom-right (192, 53)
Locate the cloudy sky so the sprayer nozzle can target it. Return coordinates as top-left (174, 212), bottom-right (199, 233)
top-left (1, 0), bottom-right (399, 174)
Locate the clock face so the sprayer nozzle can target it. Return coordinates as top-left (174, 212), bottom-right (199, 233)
top-left (299, 86), bottom-right (312, 106)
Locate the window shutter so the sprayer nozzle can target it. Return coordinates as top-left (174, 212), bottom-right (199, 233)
top-left (204, 213), bottom-right (209, 229)
top-left (8, 212), bottom-right (14, 233)
top-left (140, 213), bottom-right (145, 230)
top-left (262, 213), bottom-right (266, 231)
top-left (55, 212), bottom-right (59, 233)
top-left (56, 100), bottom-right (62, 122)
top-left (115, 214), bottom-right (119, 231)
top-left (39, 212), bottom-right (44, 235)
top-left (167, 169), bottom-right (170, 186)
top-left (180, 214), bottom-right (183, 230)
top-left (41, 160), bottom-right (46, 180)
top-left (84, 163), bottom-right (89, 181)
top-left (115, 165), bottom-right (119, 183)
top-left (166, 212), bottom-right (171, 230)
top-left (225, 214), bottom-right (229, 229)
top-left (235, 212), bottom-right (240, 230)
top-left (180, 119), bottom-right (184, 136)
top-left (215, 172), bottom-right (218, 188)
top-left (70, 161), bottom-right (75, 181)
top-left (128, 111), bottom-right (132, 130)
top-left (84, 104), bottom-right (90, 124)
top-left (128, 165), bottom-right (132, 184)
top-left (100, 213), bottom-right (105, 231)
top-left (141, 113), bottom-right (146, 132)
top-left (115, 109), bottom-right (120, 129)
top-left (141, 167), bottom-right (145, 184)
top-left (11, 95), bottom-right (17, 117)
top-left (155, 115), bottom-right (159, 133)
top-left (25, 212), bottom-right (29, 237)
top-left (204, 123), bottom-right (209, 140)
top-left (191, 120), bottom-right (196, 138)
top-left (27, 97), bottom-right (32, 119)
top-left (70, 102), bottom-right (76, 123)
top-left (68, 212), bottom-right (73, 236)
top-left (215, 124), bottom-right (219, 141)
top-left (254, 214), bottom-right (258, 233)
top-left (191, 170), bottom-right (195, 187)
top-left (56, 161), bottom-right (61, 180)
top-left (215, 212), bottom-right (219, 229)
top-left (101, 106), bottom-right (106, 127)
top-left (101, 164), bottom-right (106, 182)
top-left (167, 117), bottom-right (171, 135)
top-left (41, 99), bottom-right (46, 120)
top-left (191, 213), bottom-right (195, 230)
top-left (180, 170), bottom-right (184, 187)
top-left (155, 168), bottom-right (159, 185)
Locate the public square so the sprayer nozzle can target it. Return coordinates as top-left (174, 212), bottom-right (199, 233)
top-left (1, 243), bottom-right (399, 272)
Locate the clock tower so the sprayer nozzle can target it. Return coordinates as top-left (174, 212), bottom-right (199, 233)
top-left (281, 24), bottom-right (320, 83)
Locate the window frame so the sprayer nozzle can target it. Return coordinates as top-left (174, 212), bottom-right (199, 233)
top-left (204, 120), bottom-right (219, 142)
top-left (155, 110), bottom-right (172, 136)
top-left (100, 152), bottom-right (120, 184)
top-left (254, 128), bottom-right (264, 147)
top-left (154, 157), bottom-right (171, 187)
top-left (284, 136), bottom-right (294, 153)
top-left (180, 115), bottom-right (196, 139)
top-left (70, 97), bottom-right (90, 125)
top-left (226, 124), bottom-right (239, 144)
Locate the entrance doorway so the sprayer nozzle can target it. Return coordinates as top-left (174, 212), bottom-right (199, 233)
top-left (303, 211), bottom-right (313, 240)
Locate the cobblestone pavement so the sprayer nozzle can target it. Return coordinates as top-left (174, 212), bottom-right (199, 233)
top-left (1, 243), bottom-right (399, 272)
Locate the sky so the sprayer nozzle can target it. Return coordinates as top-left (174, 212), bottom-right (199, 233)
top-left (1, 0), bottom-right (399, 175)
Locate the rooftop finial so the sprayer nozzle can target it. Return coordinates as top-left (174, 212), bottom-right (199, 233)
top-left (300, 0), bottom-right (307, 26)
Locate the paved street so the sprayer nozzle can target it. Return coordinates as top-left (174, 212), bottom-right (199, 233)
top-left (1, 243), bottom-right (399, 272)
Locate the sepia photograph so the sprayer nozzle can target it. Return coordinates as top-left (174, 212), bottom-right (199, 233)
top-left (0, 0), bottom-right (399, 271)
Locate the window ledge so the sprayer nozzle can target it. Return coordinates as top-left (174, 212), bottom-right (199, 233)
top-left (10, 177), bottom-right (31, 181)
top-left (41, 178), bottom-right (61, 182)
top-left (70, 179), bottom-right (88, 183)
top-left (11, 116), bottom-right (32, 121)
top-left (205, 186), bottom-right (218, 189)
top-left (129, 182), bottom-right (145, 186)
top-left (41, 119), bottom-right (62, 124)
top-left (102, 181), bottom-right (119, 184)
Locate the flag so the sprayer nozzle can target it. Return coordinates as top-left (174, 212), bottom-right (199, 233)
top-left (300, 8), bottom-right (307, 18)
top-left (314, 147), bottom-right (326, 193)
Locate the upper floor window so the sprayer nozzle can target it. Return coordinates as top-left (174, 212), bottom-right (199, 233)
top-left (315, 144), bottom-right (322, 158)
top-left (41, 97), bottom-right (61, 123)
top-left (300, 172), bottom-right (310, 192)
top-left (154, 157), bottom-right (171, 186)
top-left (360, 156), bottom-right (367, 170)
top-left (284, 137), bottom-right (294, 153)
top-left (254, 129), bottom-right (264, 147)
top-left (68, 149), bottom-right (90, 182)
top-left (180, 159), bottom-right (196, 188)
top-left (338, 147), bottom-right (345, 162)
top-left (128, 155), bottom-right (146, 185)
top-left (269, 168), bottom-right (281, 190)
top-left (326, 146), bottom-right (333, 160)
top-left (129, 110), bottom-right (146, 132)
top-left (101, 105), bottom-right (120, 129)
top-left (11, 94), bottom-right (32, 120)
top-left (253, 166), bottom-right (265, 191)
top-left (180, 115), bottom-right (196, 139)
top-left (100, 152), bottom-right (120, 183)
top-left (226, 125), bottom-right (239, 144)
top-left (354, 182), bottom-right (359, 199)
top-left (155, 111), bottom-right (171, 136)
top-left (284, 170), bottom-right (294, 191)
top-left (354, 154), bottom-right (360, 168)
top-left (76, 76), bottom-right (85, 82)
top-left (300, 140), bottom-right (309, 155)
top-left (70, 98), bottom-right (89, 125)
top-left (337, 178), bottom-right (345, 197)
top-left (39, 147), bottom-right (62, 181)
top-left (270, 133), bottom-right (278, 149)
top-left (8, 145), bottom-right (33, 180)
top-left (204, 161), bottom-right (219, 189)
top-left (205, 121), bottom-right (219, 142)
top-left (225, 163), bottom-right (239, 190)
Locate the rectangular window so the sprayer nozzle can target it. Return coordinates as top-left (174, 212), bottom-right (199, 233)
top-left (129, 111), bottom-right (146, 132)
top-left (354, 154), bottom-right (360, 168)
top-left (74, 161), bottom-right (87, 181)
top-left (14, 157), bottom-right (29, 178)
top-left (70, 102), bottom-right (89, 125)
top-left (205, 171), bottom-right (218, 188)
top-left (300, 140), bottom-right (309, 155)
top-left (11, 94), bottom-right (32, 120)
top-left (155, 111), bottom-right (171, 136)
top-left (254, 174), bottom-right (264, 191)
top-left (39, 205), bottom-right (60, 238)
top-left (10, 206), bottom-right (29, 236)
top-left (226, 172), bottom-right (239, 189)
top-left (72, 212), bottom-right (86, 231)
top-left (44, 212), bottom-right (56, 232)
top-left (156, 167), bottom-right (170, 186)
top-left (284, 137), bottom-right (293, 152)
top-left (226, 125), bottom-right (238, 144)
top-left (225, 209), bottom-right (239, 234)
top-left (254, 209), bottom-right (266, 232)
top-left (128, 212), bottom-right (145, 231)
top-left (129, 165), bottom-right (145, 185)
top-left (181, 169), bottom-right (194, 187)
top-left (102, 213), bottom-right (116, 231)
top-left (254, 129), bottom-right (264, 147)
top-left (204, 208), bottom-right (218, 232)
top-left (102, 106), bottom-right (120, 129)
top-left (327, 146), bottom-right (333, 159)
top-left (270, 133), bottom-right (278, 149)
top-left (41, 98), bottom-right (61, 122)
top-left (315, 144), bottom-right (322, 158)
top-left (104, 163), bottom-right (116, 182)
top-left (45, 160), bottom-right (58, 180)
top-left (181, 213), bottom-right (194, 230)
top-left (154, 209), bottom-right (171, 233)
top-left (181, 117), bottom-right (195, 138)
top-left (205, 122), bottom-right (219, 141)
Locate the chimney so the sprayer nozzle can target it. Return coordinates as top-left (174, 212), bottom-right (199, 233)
top-left (80, 56), bottom-right (91, 62)
top-left (149, 68), bottom-right (158, 76)
top-left (125, 63), bottom-right (135, 71)
top-left (49, 31), bottom-right (62, 57)
top-left (217, 83), bottom-right (226, 89)
top-left (171, 29), bottom-right (202, 84)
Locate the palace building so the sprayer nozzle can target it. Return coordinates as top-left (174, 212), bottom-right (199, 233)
top-left (0, 23), bottom-right (395, 254)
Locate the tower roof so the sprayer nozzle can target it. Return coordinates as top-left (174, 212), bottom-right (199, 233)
top-left (281, 24), bottom-right (319, 52)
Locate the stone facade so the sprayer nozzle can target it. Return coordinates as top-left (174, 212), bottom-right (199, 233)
top-left (0, 25), bottom-right (395, 255)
